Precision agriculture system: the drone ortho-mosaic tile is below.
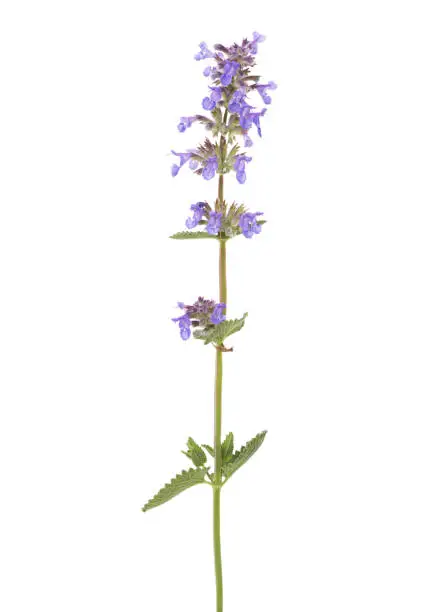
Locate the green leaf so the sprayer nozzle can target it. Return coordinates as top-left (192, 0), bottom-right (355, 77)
top-left (221, 432), bottom-right (234, 464)
top-left (170, 231), bottom-right (217, 240)
top-left (203, 313), bottom-right (248, 346)
top-left (223, 431), bottom-right (267, 480)
top-left (142, 467), bottom-right (208, 512)
top-left (193, 328), bottom-right (212, 341)
top-left (202, 444), bottom-right (215, 458)
top-left (185, 437), bottom-right (207, 467)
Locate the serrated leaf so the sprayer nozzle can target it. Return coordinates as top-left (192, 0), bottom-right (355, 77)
top-left (170, 231), bottom-right (218, 240)
top-left (222, 431), bottom-right (267, 480)
top-left (142, 468), bottom-right (207, 512)
top-left (221, 432), bottom-right (234, 463)
top-left (203, 313), bottom-right (248, 346)
top-left (202, 444), bottom-right (215, 457)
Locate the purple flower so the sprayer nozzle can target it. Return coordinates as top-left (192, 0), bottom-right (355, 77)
top-left (207, 211), bottom-right (222, 234)
top-left (202, 87), bottom-right (223, 111)
top-left (255, 82), bottom-right (277, 105)
top-left (186, 202), bottom-right (206, 229)
top-left (172, 150), bottom-right (192, 165)
top-left (228, 88), bottom-right (247, 114)
top-left (202, 156), bottom-right (218, 181)
top-left (172, 312), bottom-right (192, 341)
top-left (210, 87), bottom-right (222, 102)
top-left (202, 97), bottom-right (216, 111)
top-left (211, 303), bottom-right (226, 324)
top-left (239, 107), bottom-right (266, 137)
top-left (171, 150), bottom-right (194, 176)
top-left (243, 133), bottom-right (253, 148)
top-left (234, 154), bottom-right (252, 184)
top-left (250, 32), bottom-right (266, 54)
top-left (252, 108), bottom-right (267, 137)
top-left (203, 66), bottom-right (212, 77)
top-left (189, 158), bottom-right (199, 170)
top-left (239, 212), bottom-right (263, 238)
top-left (239, 106), bottom-right (254, 131)
top-left (194, 42), bottom-right (215, 61)
top-left (221, 60), bottom-right (240, 86)
top-left (177, 116), bottom-right (196, 132)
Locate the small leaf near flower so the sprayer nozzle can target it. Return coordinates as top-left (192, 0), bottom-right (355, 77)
top-left (170, 231), bottom-right (218, 240)
top-left (202, 313), bottom-right (248, 346)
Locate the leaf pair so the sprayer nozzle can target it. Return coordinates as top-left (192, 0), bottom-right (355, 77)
top-left (142, 431), bottom-right (267, 513)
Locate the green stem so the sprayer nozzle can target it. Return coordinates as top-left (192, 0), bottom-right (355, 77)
top-left (213, 487), bottom-right (223, 611)
top-left (213, 168), bottom-right (227, 612)
top-left (213, 355), bottom-right (223, 609)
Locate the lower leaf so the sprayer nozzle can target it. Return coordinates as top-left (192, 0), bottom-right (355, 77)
top-left (142, 467), bottom-right (208, 512)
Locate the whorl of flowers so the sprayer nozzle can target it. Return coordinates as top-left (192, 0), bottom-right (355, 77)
top-left (184, 201), bottom-right (264, 239)
top-left (172, 298), bottom-right (226, 341)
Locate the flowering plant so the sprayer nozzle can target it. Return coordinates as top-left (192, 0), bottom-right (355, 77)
top-left (142, 32), bottom-right (276, 611)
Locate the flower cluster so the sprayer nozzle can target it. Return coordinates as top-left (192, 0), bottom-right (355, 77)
top-left (172, 298), bottom-right (226, 341)
top-left (183, 201), bottom-right (264, 239)
top-left (170, 32), bottom-right (276, 184)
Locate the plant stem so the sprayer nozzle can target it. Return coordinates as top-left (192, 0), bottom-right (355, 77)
top-left (213, 170), bottom-right (227, 612)
top-left (213, 357), bottom-right (223, 609)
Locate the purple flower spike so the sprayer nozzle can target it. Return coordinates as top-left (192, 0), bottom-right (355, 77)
top-left (172, 312), bottom-right (192, 341)
top-left (170, 35), bottom-right (275, 185)
top-left (211, 303), bottom-right (226, 325)
top-left (202, 156), bottom-right (218, 181)
top-left (234, 154), bottom-right (252, 184)
top-left (194, 42), bottom-right (215, 61)
top-left (185, 202), bottom-right (206, 230)
top-left (207, 212), bottom-right (223, 235)
top-left (239, 212), bottom-right (264, 238)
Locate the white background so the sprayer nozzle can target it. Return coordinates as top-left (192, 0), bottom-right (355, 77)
top-left (1, 1), bottom-right (437, 611)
